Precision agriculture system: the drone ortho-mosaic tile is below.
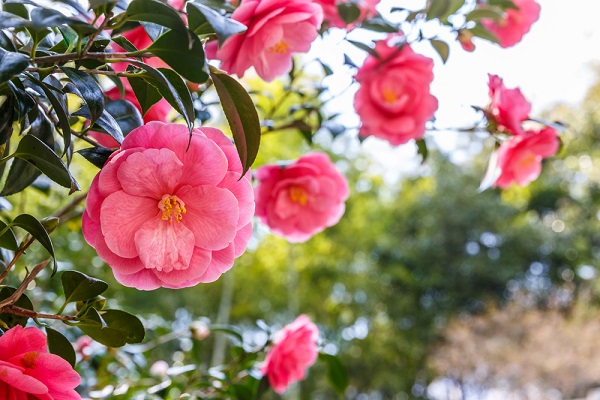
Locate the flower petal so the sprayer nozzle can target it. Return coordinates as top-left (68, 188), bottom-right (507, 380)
top-left (134, 218), bottom-right (195, 272)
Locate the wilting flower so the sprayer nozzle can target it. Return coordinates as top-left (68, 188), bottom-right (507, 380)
top-left (354, 35), bottom-right (438, 146)
top-left (206, 0), bottom-right (323, 82)
top-left (0, 325), bottom-right (81, 399)
top-left (487, 74), bottom-right (531, 135)
top-left (254, 152), bottom-right (349, 243)
top-left (260, 315), bottom-right (319, 394)
top-left (314, 0), bottom-right (380, 30)
top-left (82, 122), bottom-right (254, 290)
top-left (491, 127), bottom-right (559, 188)
top-left (481, 0), bottom-right (540, 48)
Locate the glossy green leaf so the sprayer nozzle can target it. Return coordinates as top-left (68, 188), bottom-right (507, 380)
top-left (125, 0), bottom-right (188, 35)
top-left (0, 220), bottom-right (18, 251)
top-left (34, 77), bottom-right (71, 155)
top-left (417, 138), bottom-right (428, 164)
top-left (79, 309), bottom-right (145, 347)
top-left (430, 39), bottom-right (449, 63)
top-left (60, 67), bottom-right (105, 124)
top-left (128, 75), bottom-right (162, 116)
top-left (76, 146), bottom-right (115, 168)
top-left (0, 11), bottom-right (30, 29)
top-left (337, 3), bottom-right (361, 24)
top-left (147, 29), bottom-right (209, 84)
top-left (210, 68), bottom-right (261, 176)
top-left (62, 271), bottom-right (108, 304)
top-left (157, 68), bottom-right (194, 124)
top-left (347, 40), bottom-right (379, 58)
top-left (112, 35), bottom-right (139, 54)
top-left (466, 8), bottom-right (504, 22)
top-left (0, 287), bottom-right (33, 328)
top-left (76, 106), bottom-right (124, 144)
top-left (0, 49), bottom-right (29, 84)
top-left (11, 213), bottom-right (55, 271)
top-left (318, 353), bottom-right (349, 393)
top-left (104, 99), bottom-right (143, 136)
top-left (46, 328), bottom-right (76, 368)
top-left (0, 95), bottom-right (15, 145)
top-left (186, 2), bottom-right (246, 45)
top-left (2, 3), bottom-right (28, 19)
top-left (30, 7), bottom-right (96, 34)
top-left (360, 16), bottom-right (399, 33)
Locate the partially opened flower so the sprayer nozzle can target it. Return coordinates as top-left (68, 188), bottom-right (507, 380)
top-left (491, 127), bottom-right (560, 188)
top-left (354, 35), bottom-right (438, 146)
top-left (315, 0), bottom-right (380, 30)
top-left (260, 315), bottom-right (319, 394)
top-left (481, 0), bottom-right (540, 48)
top-left (254, 152), bottom-right (349, 243)
top-left (487, 74), bottom-right (531, 135)
top-left (0, 325), bottom-right (81, 399)
top-left (82, 122), bottom-right (254, 289)
top-left (206, 0), bottom-right (323, 82)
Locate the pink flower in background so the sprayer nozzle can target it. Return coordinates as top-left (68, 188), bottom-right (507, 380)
top-left (354, 36), bottom-right (438, 146)
top-left (481, 0), bottom-right (540, 48)
top-left (260, 315), bottom-right (319, 394)
top-left (206, 0), bottom-right (323, 82)
top-left (315, 0), bottom-right (380, 30)
top-left (492, 127), bottom-right (559, 188)
top-left (487, 74), bottom-right (531, 135)
top-left (0, 325), bottom-right (81, 399)
top-left (254, 152), bottom-right (349, 243)
top-left (82, 122), bottom-right (254, 290)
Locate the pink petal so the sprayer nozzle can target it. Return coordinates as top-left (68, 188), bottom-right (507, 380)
top-left (233, 222), bottom-right (253, 258)
top-left (93, 231), bottom-right (145, 275)
top-left (156, 247), bottom-right (212, 287)
top-left (218, 171), bottom-right (255, 228)
top-left (113, 269), bottom-right (162, 290)
top-left (0, 326), bottom-right (47, 361)
top-left (7, 353), bottom-right (80, 398)
top-left (0, 362), bottom-right (49, 396)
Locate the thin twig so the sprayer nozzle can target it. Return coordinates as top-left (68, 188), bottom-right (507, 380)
top-left (81, 12), bottom-right (113, 57)
top-left (0, 305), bottom-right (78, 321)
top-left (0, 237), bottom-right (35, 284)
top-left (0, 260), bottom-right (49, 309)
top-left (34, 51), bottom-right (154, 65)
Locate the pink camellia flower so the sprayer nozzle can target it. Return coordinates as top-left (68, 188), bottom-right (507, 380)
top-left (0, 325), bottom-right (81, 399)
top-left (487, 74), bottom-right (531, 135)
top-left (314, 0), bottom-right (380, 30)
top-left (481, 0), bottom-right (540, 48)
top-left (354, 35), bottom-right (438, 146)
top-left (82, 122), bottom-right (255, 290)
top-left (491, 127), bottom-right (559, 188)
top-left (254, 152), bottom-right (349, 243)
top-left (206, 0), bottom-right (323, 82)
top-left (260, 315), bottom-right (319, 394)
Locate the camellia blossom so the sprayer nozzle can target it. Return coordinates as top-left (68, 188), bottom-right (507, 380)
top-left (491, 127), bottom-right (560, 188)
top-left (0, 325), bottom-right (81, 399)
top-left (82, 122), bottom-right (255, 290)
top-left (254, 152), bottom-right (349, 243)
top-left (314, 0), bottom-right (380, 30)
top-left (487, 74), bottom-right (531, 135)
top-left (481, 0), bottom-right (540, 48)
top-left (206, 0), bottom-right (323, 82)
top-left (260, 315), bottom-right (319, 394)
top-left (354, 35), bottom-right (438, 146)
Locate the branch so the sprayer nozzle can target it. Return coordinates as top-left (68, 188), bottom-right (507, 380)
top-left (0, 260), bottom-right (49, 309)
top-left (0, 305), bottom-right (78, 321)
top-left (81, 12), bottom-right (112, 57)
top-left (0, 237), bottom-right (35, 284)
top-left (34, 51), bottom-right (155, 65)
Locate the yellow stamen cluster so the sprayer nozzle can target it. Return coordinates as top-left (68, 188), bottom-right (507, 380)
top-left (289, 187), bottom-right (308, 206)
top-left (382, 88), bottom-right (398, 104)
top-left (268, 39), bottom-right (289, 54)
top-left (159, 195), bottom-right (187, 223)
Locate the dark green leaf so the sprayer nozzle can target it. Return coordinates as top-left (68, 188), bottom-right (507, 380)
top-left (157, 68), bottom-right (193, 124)
top-left (34, 78), bottom-right (71, 154)
top-left (0, 11), bottom-right (30, 29)
top-left (128, 75), bottom-right (162, 116)
top-left (2, 3), bottom-right (28, 19)
top-left (125, 0), bottom-right (188, 35)
top-left (337, 3), bottom-right (361, 25)
top-left (60, 67), bottom-right (105, 124)
top-left (11, 213), bottom-right (55, 272)
top-left (466, 8), bottom-right (504, 22)
top-left (62, 270), bottom-right (108, 304)
top-left (12, 134), bottom-right (79, 192)
top-left (209, 324), bottom-right (243, 344)
top-left (186, 2), bottom-right (247, 45)
top-left (318, 353), bottom-right (349, 393)
top-left (0, 49), bottom-right (30, 84)
top-left (30, 8), bottom-right (96, 34)
top-left (0, 31), bottom-right (16, 52)
top-left (0, 220), bottom-right (18, 251)
top-left (359, 16), bottom-right (399, 32)
top-left (147, 29), bottom-right (209, 84)
top-left (0, 287), bottom-right (33, 328)
top-left (112, 35), bottom-right (139, 53)
top-left (416, 138), bottom-right (428, 164)
top-left (76, 146), bottom-right (115, 168)
top-left (76, 106), bottom-right (125, 144)
top-left (7, 80), bottom-right (35, 117)
top-left (78, 309), bottom-right (145, 347)
top-left (210, 68), bottom-right (260, 177)
top-left (105, 99), bottom-right (143, 136)
top-left (0, 95), bottom-right (15, 145)
top-left (347, 40), bottom-right (379, 58)
top-left (426, 0), bottom-right (450, 20)
top-left (430, 39), bottom-right (449, 63)
top-left (46, 328), bottom-right (76, 368)
top-left (470, 24), bottom-right (500, 43)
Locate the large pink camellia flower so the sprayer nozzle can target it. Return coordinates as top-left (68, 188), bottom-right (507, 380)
top-left (0, 325), bottom-right (81, 399)
top-left (487, 74), bottom-right (531, 135)
top-left (492, 127), bottom-right (559, 188)
top-left (354, 36), bottom-right (438, 146)
top-left (481, 0), bottom-right (540, 48)
top-left (82, 122), bottom-right (254, 289)
top-left (260, 315), bottom-right (319, 394)
top-left (314, 0), bottom-right (380, 30)
top-left (206, 0), bottom-right (323, 82)
top-left (254, 152), bottom-right (349, 243)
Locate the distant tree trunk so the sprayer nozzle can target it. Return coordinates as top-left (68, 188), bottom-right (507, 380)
top-left (210, 272), bottom-right (235, 367)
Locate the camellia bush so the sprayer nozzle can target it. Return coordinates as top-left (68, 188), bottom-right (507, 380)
top-left (0, 0), bottom-right (563, 398)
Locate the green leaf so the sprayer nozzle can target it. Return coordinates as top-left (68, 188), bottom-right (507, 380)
top-left (11, 213), bottom-right (55, 271)
top-left (209, 324), bottom-right (243, 344)
top-left (0, 220), bottom-right (18, 251)
top-left (75, 106), bottom-right (124, 144)
top-left (112, 35), bottom-right (139, 54)
top-left (0, 95), bottom-right (15, 145)
top-left (2, 3), bottom-right (28, 20)
top-left (427, 0), bottom-right (450, 20)
top-left (359, 16), bottom-right (399, 33)
top-left (78, 309), bottom-right (145, 347)
top-left (147, 29), bottom-right (209, 84)
top-left (76, 147), bottom-right (114, 168)
top-left (0, 11), bottom-right (30, 29)
top-left (318, 353), bottom-right (349, 393)
top-left (30, 7), bottom-right (96, 34)
top-left (466, 8), bottom-right (504, 22)
top-left (430, 39), bottom-right (449, 63)
top-left (34, 77), bottom-right (71, 155)
top-left (187, 2), bottom-right (246, 46)
top-left (46, 328), bottom-right (76, 368)
top-left (470, 24), bottom-right (500, 43)
top-left (0, 287), bottom-right (33, 328)
top-left (157, 68), bottom-right (193, 124)
top-left (60, 67), bottom-right (105, 125)
top-left (210, 68), bottom-right (261, 177)
top-left (11, 134), bottom-right (79, 192)
top-left (104, 99), bottom-right (143, 136)
top-left (416, 138), bottom-right (428, 164)
top-left (347, 40), bottom-right (379, 58)
top-left (125, 0), bottom-right (188, 35)
top-left (337, 3), bottom-right (361, 25)
top-left (128, 76), bottom-right (162, 116)
top-left (0, 49), bottom-right (29, 84)
top-left (61, 270), bottom-right (108, 304)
